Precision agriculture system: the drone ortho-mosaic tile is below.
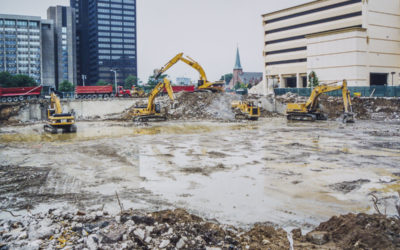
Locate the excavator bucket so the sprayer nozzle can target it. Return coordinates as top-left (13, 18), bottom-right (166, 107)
top-left (342, 113), bottom-right (355, 123)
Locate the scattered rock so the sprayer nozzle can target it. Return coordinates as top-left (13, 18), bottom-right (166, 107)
top-left (329, 179), bottom-right (370, 194)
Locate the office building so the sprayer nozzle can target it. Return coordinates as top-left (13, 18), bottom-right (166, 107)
top-left (262, 0), bottom-right (400, 87)
top-left (0, 14), bottom-right (54, 86)
top-left (47, 6), bottom-right (77, 87)
top-left (71, 0), bottom-right (137, 85)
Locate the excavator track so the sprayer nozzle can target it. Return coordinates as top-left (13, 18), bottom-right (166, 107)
top-left (133, 115), bottom-right (167, 122)
top-left (287, 113), bottom-right (317, 121)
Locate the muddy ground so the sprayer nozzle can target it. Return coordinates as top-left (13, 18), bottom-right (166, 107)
top-left (1, 92), bottom-right (400, 249)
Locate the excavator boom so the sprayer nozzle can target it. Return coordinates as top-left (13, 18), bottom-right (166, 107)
top-left (154, 52), bottom-right (224, 92)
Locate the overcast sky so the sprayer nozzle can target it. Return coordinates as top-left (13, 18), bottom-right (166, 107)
top-left (1, 0), bottom-right (310, 83)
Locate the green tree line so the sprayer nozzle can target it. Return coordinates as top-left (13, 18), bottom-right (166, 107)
top-left (0, 72), bottom-right (37, 88)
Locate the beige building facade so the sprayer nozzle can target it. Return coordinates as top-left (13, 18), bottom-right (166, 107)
top-left (262, 0), bottom-right (400, 88)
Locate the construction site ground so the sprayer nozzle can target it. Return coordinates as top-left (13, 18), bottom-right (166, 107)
top-left (1, 92), bottom-right (400, 249)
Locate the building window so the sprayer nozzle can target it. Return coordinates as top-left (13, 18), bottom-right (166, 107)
top-left (124, 11), bottom-right (135, 15)
top-left (124, 21), bottom-right (135, 26)
top-left (98, 25), bottom-right (110, 30)
top-left (98, 2), bottom-right (110, 7)
top-left (111, 44), bottom-right (123, 48)
top-left (17, 21), bottom-right (28, 26)
top-left (99, 49), bottom-right (110, 54)
top-left (5, 20), bottom-right (16, 26)
top-left (111, 32), bottom-right (123, 37)
top-left (110, 15), bottom-right (122, 20)
top-left (111, 38), bottom-right (123, 42)
top-left (111, 4), bottom-right (122, 8)
top-left (99, 37), bottom-right (110, 42)
top-left (111, 21), bottom-right (122, 26)
top-left (112, 27), bottom-right (123, 31)
top-left (29, 21), bottom-right (38, 27)
top-left (99, 43), bottom-right (110, 48)
top-left (124, 16), bottom-right (135, 21)
top-left (124, 0), bottom-right (135, 3)
top-left (111, 10), bottom-right (122, 14)
top-left (98, 8), bottom-right (110, 13)
top-left (98, 14), bottom-right (110, 19)
top-left (99, 20), bottom-right (110, 25)
top-left (99, 32), bottom-right (110, 36)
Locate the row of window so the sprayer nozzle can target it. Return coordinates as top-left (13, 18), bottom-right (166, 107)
top-left (99, 0), bottom-right (135, 4)
top-left (98, 20), bottom-right (135, 26)
top-left (98, 32), bottom-right (135, 38)
top-left (98, 49), bottom-right (135, 54)
top-left (98, 37), bottom-right (135, 43)
top-left (0, 20), bottom-right (39, 27)
top-left (98, 26), bottom-right (135, 32)
top-left (98, 43), bottom-right (135, 48)
top-left (1, 28), bottom-right (40, 33)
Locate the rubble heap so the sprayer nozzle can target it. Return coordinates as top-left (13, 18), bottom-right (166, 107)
top-left (1, 208), bottom-right (400, 250)
top-left (276, 93), bottom-right (400, 121)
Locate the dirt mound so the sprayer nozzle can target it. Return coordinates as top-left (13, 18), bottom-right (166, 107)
top-left (307, 213), bottom-right (400, 249)
top-left (276, 94), bottom-right (400, 121)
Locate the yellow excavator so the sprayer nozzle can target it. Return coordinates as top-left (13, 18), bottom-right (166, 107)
top-left (44, 90), bottom-right (77, 133)
top-left (155, 52), bottom-right (224, 93)
top-left (231, 100), bottom-right (260, 120)
top-left (286, 79), bottom-right (354, 123)
top-left (131, 78), bottom-right (175, 122)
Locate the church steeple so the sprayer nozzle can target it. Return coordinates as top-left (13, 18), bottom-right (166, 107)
top-left (234, 47), bottom-right (242, 70)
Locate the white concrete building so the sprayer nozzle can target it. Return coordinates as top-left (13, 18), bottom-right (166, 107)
top-left (262, 0), bottom-right (400, 88)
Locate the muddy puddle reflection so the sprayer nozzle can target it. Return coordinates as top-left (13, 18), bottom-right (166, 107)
top-left (1, 119), bottom-right (400, 229)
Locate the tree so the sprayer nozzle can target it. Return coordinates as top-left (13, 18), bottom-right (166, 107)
top-left (124, 75), bottom-right (138, 89)
top-left (0, 72), bottom-right (37, 87)
top-left (59, 80), bottom-right (74, 92)
top-left (147, 74), bottom-right (168, 87)
top-left (308, 71), bottom-right (319, 88)
top-left (220, 73), bottom-right (233, 85)
top-left (13, 74), bottom-right (36, 87)
top-left (0, 72), bottom-right (14, 87)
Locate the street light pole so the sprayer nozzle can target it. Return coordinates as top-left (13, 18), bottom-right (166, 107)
top-left (110, 69), bottom-right (118, 94)
top-left (82, 75), bottom-right (86, 86)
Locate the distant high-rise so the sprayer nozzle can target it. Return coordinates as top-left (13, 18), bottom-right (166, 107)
top-left (71, 0), bottom-right (137, 85)
top-left (47, 6), bottom-right (77, 87)
top-left (0, 14), bottom-right (55, 86)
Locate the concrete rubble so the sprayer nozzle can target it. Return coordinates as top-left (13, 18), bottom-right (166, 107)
top-left (1, 208), bottom-right (400, 250)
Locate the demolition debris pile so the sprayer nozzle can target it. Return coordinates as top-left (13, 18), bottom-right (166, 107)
top-left (122, 92), bottom-right (278, 121)
top-left (276, 92), bottom-right (400, 120)
top-left (1, 208), bottom-right (400, 250)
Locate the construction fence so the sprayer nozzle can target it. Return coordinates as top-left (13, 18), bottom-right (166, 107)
top-left (274, 86), bottom-right (400, 97)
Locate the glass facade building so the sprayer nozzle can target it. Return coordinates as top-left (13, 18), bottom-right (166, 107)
top-left (71, 0), bottom-right (137, 85)
top-left (0, 15), bottom-right (42, 84)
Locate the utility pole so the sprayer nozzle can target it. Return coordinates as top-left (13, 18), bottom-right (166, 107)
top-left (110, 69), bottom-right (118, 94)
top-left (82, 75), bottom-right (87, 86)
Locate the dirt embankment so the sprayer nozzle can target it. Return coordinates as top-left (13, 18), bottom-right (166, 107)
top-left (276, 93), bottom-right (400, 120)
top-left (1, 208), bottom-right (400, 249)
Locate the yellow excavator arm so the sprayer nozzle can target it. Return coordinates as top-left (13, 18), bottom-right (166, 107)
top-left (146, 78), bottom-right (174, 111)
top-left (50, 92), bottom-right (63, 114)
top-left (154, 52), bottom-right (224, 92)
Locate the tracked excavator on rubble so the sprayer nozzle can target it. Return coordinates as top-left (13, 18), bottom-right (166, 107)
top-left (231, 100), bottom-right (260, 120)
top-left (44, 90), bottom-right (77, 133)
top-left (155, 53), bottom-right (224, 93)
top-left (131, 78), bottom-right (175, 122)
top-left (286, 79), bottom-right (354, 123)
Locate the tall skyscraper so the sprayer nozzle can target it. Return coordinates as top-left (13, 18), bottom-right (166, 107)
top-left (47, 6), bottom-right (77, 87)
top-left (71, 0), bottom-right (137, 85)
